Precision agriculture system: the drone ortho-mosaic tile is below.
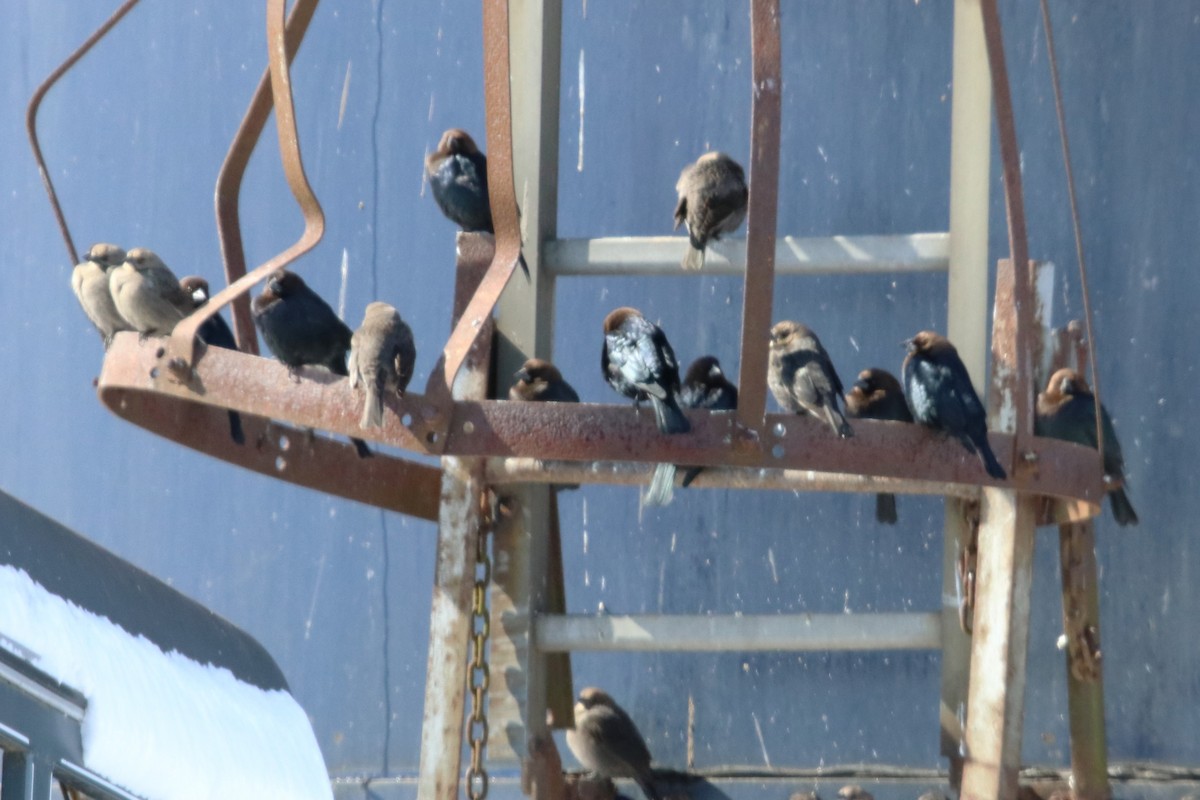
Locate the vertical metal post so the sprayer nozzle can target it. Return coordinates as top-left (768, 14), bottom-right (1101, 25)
top-left (1, 752), bottom-right (51, 800)
top-left (941, 0), bottom-right (991, 787)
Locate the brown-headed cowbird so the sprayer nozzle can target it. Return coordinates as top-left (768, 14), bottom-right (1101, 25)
top-left (348, 301), bottom-right (417, 429)
top-left (72, 243), bottom-right (133, 346)
top-left (510, 358), bottom-right (580, 403)
top-left (180, 275), bottom-right (244, 445)
top-left (902, 330), bottom-right (1006, 480)
top-left (252, 269), bottom-right (371, 458)
top-left (109, 248), bottom-right (192, 336)
top-left (602, 307), bottom-right (689, 506)
top-left (674, 152), bottom-right (748, 270)
top-left (1036, 368), bottom-right (1137, 526)
top-left (566, 687), bottom-right (660, 800)
top-left (679, 355), bottom-right (738, 488)
top-left (426, 128), bottom-right (492, 233)
top-left (845, 368), bottom-right (912, 524)
top-left (768, 321), bottom-right (853, 438)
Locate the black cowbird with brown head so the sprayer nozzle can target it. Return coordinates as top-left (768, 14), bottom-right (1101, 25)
top-left (768, 320), bottom-right (853, 438)
top-left (1037, 368), bottom-right (1137, 526)
top-left (510, 358), bottom-right (580, 403)
top-left (602, 307), bottom-right (689, 505)
top-left (845, 368), bottom-right (912, 523)
top-left (426, 128), bottom-right (492, 233)
top-left (181, 275), bottom-right (244, 445)
top-left (902, 330), bottom-right (1005, 480)
top-left (679, 355), bottom-right (738, 488)
top-left (252, 269), bottom-right (371, 458)
top-left (566, 687), bottom-right (660, 800)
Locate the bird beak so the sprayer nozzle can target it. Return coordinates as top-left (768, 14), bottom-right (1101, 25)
top-left (191, 289), bottom-right (208, 305)
top-left (853, 378), bottom-right (870, 393)
top-left (709, 365), bottom-right (722, 379)
top-left (514, 369), bottom-right (530, 384)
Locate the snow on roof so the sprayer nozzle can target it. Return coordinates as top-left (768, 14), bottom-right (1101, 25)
top-left (0, 564), bottom-right (332, 800)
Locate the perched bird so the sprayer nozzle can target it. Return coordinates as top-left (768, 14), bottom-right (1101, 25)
top-left (180, 275), bottom-right (245, 445)
top-left (1036, 368), bottom-right (1137, 526)
top-left (602, 307), bottom-right (690, 506)
top-left (673, 152), bottom-right (748, 270)
top-left (679, 355), bottom-right (738, 488)
top-left (109, 247), bottom-right (192, 336)
top-left (845, 368), bottom-right (913, 524)
top-left (252, 270), bottom-right (371, 458)
top-left (566, 687), bottom-right (660, 800)
top-left (426, 128), bottom-right (492, 233)
top-left (837, 786), bottom-right (874, 800)
top-left (71, 242), bottom-right (133, 346)
top-left (348, 302), bottom-right (417, 429)
top-left (510, 358), bottom-right (580, 404)
top-left (768, 320), bottom-right (853, 438)
top-left (902, 330), bottom-right (1006, 480)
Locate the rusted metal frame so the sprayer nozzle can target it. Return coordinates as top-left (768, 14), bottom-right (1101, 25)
top-left (166, 0), bottom-right (324, 373)
top-left (421, 0), bottom-right (525, 435)
top-left (212, 0), bottom-right (320, 353)
top-left (735, 0), bottom-right (782, 432)
top-left (26, 0), bottom-right (143, 268)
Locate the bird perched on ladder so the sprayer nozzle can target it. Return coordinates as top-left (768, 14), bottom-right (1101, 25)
top-left (510, 358), bottom-right (581, 491)
top-left (673, 151), bottom-right (748, 270)
top-left (844, 368), bottom-right (912, 524)
top-left (1036, 368), bottom-right (1137, 526)
top-left (252, 269), bottom-right (372, 458)
top-left (566, 687), bottom-right (661, 800)
top-left (768, 320), bottom-right (853, 438)
top-left (179, 276), bottom-right (245, 445)
top-left (71, 242), bottom-right (133, 347)
top-left (602, 307), bottom-right (690, 506)
top-left (902, 330), bottom-right (1006, 480)
top-left (109, 248), bottom-right (192, 337)
top-left (679, 355), bottom-right (738, 488)
top-left (348, 301), bottom-right (416, 430)
top-left (426, 128), bottom-right (492, 233)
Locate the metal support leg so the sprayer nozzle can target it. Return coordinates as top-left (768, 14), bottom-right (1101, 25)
top-left (1, 752), bottom-right (52, 800)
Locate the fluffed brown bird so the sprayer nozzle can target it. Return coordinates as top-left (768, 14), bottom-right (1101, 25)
top-left (1036, 368), bottom-right (1137, 526)
top-left (679, 355), bottom-right (738, 488)
top-left (510, 358), bottom-right (580, 403)
top-left (768, 320), bottom-right (853, 438)
top-left (180, 276), bottom-right (244, 445)
top-left (72, 243), bottom-right (133, 346)
top-left (902, 330), bottom-right (1005, 480)
top-left (566, 687), bottom-right (660, 800)
top-left (109, 248), bottom-right (192, 336)
top-left (845, 368), bottom-right (912, 523)
top-left (674, 152), bottom-right (748, 270)
top-left (348, 302), bottom-right (417, 429)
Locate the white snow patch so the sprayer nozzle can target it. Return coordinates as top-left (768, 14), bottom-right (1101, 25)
top-left (0, 565), bottom-right (331, 800)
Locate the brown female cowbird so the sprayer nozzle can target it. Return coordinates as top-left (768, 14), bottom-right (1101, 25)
top-left (71, 242), bottom-right (132, 346)
top-left (566, 687), bottom-right (660, 800)
top-left (109, 248), bottom-right (192, 336)
top-left (180, 276), bottom-right (244, 445)
top-left (674, 152), bottom-right (748, 270)
top-left (348, 302), bottom-right (417, 429)
top-left (768, 320), bottom-right (853, 438)
top-left (510, 358), bottom-right (580, 403)
top-left (426, 128), bottom-right (492, 233)
top-left (902, 330), bottom-right (1005, 480)
top-left (679, 355), bottom-right (738, 488)
top-left (252, 269), bottom-right (371, 458)
top-left (845, 368), bottom-right (912, 523)
top-left (602, 307), bottom-right (689, 505)
top-left (1036, 368), bottom-right (1137, 526)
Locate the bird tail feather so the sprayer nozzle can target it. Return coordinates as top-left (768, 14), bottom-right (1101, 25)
top-left (227, 411), bottom-right (245, 445)
top-left (652, 396), bottom-right (691, 435)
top-left (875, 493), bottom-right (897, 525)
top-left (681, 465), bottom-right (703, 488)
top-left (361, 386), bottom-right (384, 429)
top-left (825, 406), bottom-right (853, 438)
top-left (644, 463), bottom-right (676, 507)
top-left (681, 242), bottom-right (706, 271)
top-left (636, 771), bottom-right (663, 800)
top-left (1108, 487), bottom-right (1139, 526)
top-left (977, 439), bottom-right (1007, 480)
top-left (351, 436), bottom-right (373, 458)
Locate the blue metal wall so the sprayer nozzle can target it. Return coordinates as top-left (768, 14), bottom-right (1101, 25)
top-left (2, 0), bottom-right (1197, 791)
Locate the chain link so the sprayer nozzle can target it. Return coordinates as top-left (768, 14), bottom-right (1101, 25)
top-left (466, 492), bottom-right (496, 800)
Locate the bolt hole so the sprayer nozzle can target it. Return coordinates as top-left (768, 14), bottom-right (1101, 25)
top-left (149, 367), bottom-right (159, 379)
top-left (401, 413), bottom-right (413, 427)
top-left (155, 347), bottom-right (165, 358)
top-left (426, 431), bottom-right (439, 444)
top-left (462, 421), bottom-right (475, 434)
top-left (275, 456), bottom-right (287, 472)
top-left (772, 422), bottom-right (787, 437)
top-left (771, 444), bottom-right (785, 459)
top-left (279, 435), bottom-right (290, 451)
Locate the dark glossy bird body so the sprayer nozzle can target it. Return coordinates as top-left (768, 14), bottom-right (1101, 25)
top-left (601, 307), bottom-right (689, 435)
top-left (426, 128), bottom-right (492, 233)
top-left (768, 321), bottom-right (852, 438)
top-left (1036, 368), bottom-right (1137, 525)
top-left (845, 368), bottom-right (912, 523)
top-left (181, 276), bottom-right (244, 445)
top-left (674, 152), bottom-right (748, 270)
top-left (566, 688), bottom-right (660, 800)
top-left (510, 358), bottom-right (580, 403)
top-left (679, 356), bottom-right (738, 487)
top-left (902, 330), bottom-right (1005, 480)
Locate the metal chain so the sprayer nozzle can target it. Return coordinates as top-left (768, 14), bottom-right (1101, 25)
top-left (465, 492), bottom-right (495, 800)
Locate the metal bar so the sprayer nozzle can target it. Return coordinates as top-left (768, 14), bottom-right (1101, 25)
top-left (166, 0), bottom-right (324, 372)
top-left (1, 750), bottom-right (35, 800)
top-left (544, 233), bottom-right (950, 277)
top-left (535, 613), bottom-right (941, 653)
top-left (736, 0), bottom-right (782, 431)
top-left (213, 0), bottom-right (320, 353)
top-left (25, 0), bottom-right (142, 269)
